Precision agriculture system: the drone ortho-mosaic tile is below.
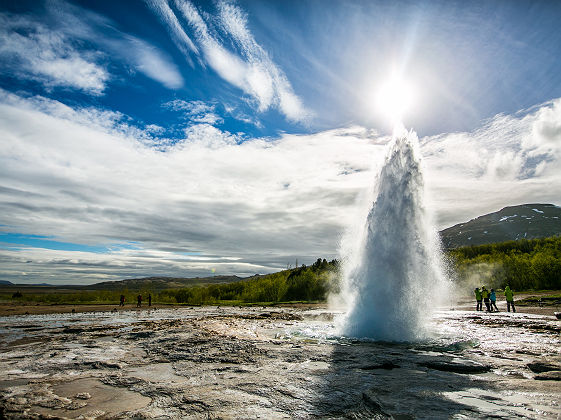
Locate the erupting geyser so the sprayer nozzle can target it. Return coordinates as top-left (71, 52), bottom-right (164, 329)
top-left (338, 126), bottom-right (448, 341)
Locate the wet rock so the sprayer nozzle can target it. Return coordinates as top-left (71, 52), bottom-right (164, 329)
top-left (515, 349), bottom-right (541, 356)
top-left (83, 361), bottom-right (123, 369)
top-left (62, 327), bottom-right (85, 334)
top-left (67, 400), bottom-right (88, 410)
top-left (471, 317), bottom-right (561, 333)
top-left (361, 391), bottom-right (383, 410)
top-left (358, 361), bottom-right (400, 370)
top-left (9, 325), bottom-right (43, 329)
top-left (527, 361), bottom-right (561, 373)
top-left (229, 312), bottom-right (303, 321)
top-left (149, 332), bottom-right (266, 364)
top-left (102, 375), bottom-right (143, 387)
top-left (360, 390), bottom-right (391, 419)
top-left (418, 359), bottom-right (491, 374)
top-left (534, 371), bottom-right (561, 381)
top-left (302, 312), bottom-right (334, 321)
top-left (128, 331), bottom-right (153, 339)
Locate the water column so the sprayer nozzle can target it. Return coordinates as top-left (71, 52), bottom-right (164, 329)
top-left (338, 128), bottom-right (448, 341)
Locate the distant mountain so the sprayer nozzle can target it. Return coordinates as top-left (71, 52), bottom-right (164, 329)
top-left (0, 280), bottom-right (13, 285)
top-left (440, 203), bottom-right (561, 249)
top-left (82, 275), bottom-right (254, 291)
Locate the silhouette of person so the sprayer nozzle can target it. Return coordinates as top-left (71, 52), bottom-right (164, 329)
top-left (119, 295), bottom-right (125, 307)
top-left (137, 294), bottom-right (142, 308)
top-left (148, 294), bottom-right (152, 307)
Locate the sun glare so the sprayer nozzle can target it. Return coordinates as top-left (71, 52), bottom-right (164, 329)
top-left (376, 75), bottom-right (415, 126)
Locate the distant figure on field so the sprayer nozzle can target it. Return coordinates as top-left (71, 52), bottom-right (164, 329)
top-left (119, 295), bottom-right (125, 307)
top-left (504, 286), bottom-right (516, 312)
top-left (148, 294), bottom-right (152, 307)
top-left (481, 286), bottom-right (491, 312)
top-left (474, 288), bottom-right (483, 311)
top-left (137, 294), bottom-right (142, 308)
top-left (490, 289), bottom-right (499, 312)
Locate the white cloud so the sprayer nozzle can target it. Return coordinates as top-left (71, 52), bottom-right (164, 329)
top-left (0, 3), bottom-right (185, 94)
top-left (163, 99), bottom-right (224, 125)
top-left (0, 90), bottom-right (377, 284)
top-left (145, 0), bottom-right (199, 60)
top-left (1, 90), bottom-right (560, 284)
top-left (148, 0), bottom-right (310, 122)
top-left (126, 37), bottom-right (184, 89)
top-left (0, 14), bottom-right (108, 95)
top-left (531, 99), bottom-right (561, 146)
top-left (421, 98), bottom-right (561, 227)
top-left (216, 1), bottom-right (309, 122)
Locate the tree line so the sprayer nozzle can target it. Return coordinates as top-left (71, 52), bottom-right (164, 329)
top-left (449, 236), bottom-right (561, 290)
top-left (161, 258), bottom-right (339, 305)
top-left (6, 237), bottom-right (560, 306)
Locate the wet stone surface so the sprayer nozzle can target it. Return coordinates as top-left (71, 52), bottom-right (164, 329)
top-left (0, 307), bottom-right (560, 419)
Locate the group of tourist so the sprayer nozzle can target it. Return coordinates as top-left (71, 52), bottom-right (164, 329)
top-left (118, 294), bottom-right (152, 307)
top-left (474, 285), bottom-right (516, 312)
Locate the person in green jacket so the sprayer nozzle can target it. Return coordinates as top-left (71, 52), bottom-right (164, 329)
top-left (481, 286), bottom-right (491, 312)
top-left (474, 288), bottom-right (483, 311)
top-left (504, 285), bottom-right (516, 312)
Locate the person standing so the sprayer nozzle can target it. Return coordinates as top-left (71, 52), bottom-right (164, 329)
top-left (504, 286), bottom-right (516, 312)
top-left (137, 294), bottom-right (142, 308)
top-left (490, 289), bottom-right (499, 312)
top-left (474, 288), bottom-right (483, 311)
top-left (481, 286), bottom-right (491, 312)
top-left (119, 295), bottom-right (125, 307)
top-left (148, 294), bottom-right (152, 307)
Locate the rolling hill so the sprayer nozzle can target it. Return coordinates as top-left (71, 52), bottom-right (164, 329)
top-left (440, 203), bottom-right (561, 249)
top-left (81, 275), bottom-right (256, 291)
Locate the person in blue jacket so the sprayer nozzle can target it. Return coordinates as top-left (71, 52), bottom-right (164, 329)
top-left (490, 289), bottom-right (499, 312)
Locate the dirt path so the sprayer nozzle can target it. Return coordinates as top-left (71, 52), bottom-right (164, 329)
top-left (0, 303), bottom-right (169, 317)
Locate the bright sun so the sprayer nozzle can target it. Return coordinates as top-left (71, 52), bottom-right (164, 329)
top-left (376, 75), bottom-right (415, 125)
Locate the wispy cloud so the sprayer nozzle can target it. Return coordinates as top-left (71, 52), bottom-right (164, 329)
top-left (0, 2), bottom-right (184, 94)
top-left (0, 14), bottom-right (109, 95)
top-left (145, 0), bottom-right (199, 62)
top-left (148, 0), bottom-right (310, 123)
top-left (164, 99), bottom-right (224, 125)
top-left (216, 1), bottom-right (308, 122)
top-left (125, 36), bottom-right (184, 89)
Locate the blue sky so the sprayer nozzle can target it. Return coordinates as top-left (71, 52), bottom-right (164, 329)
top-left (2, 0), bottom-right (560, 138)
top-left (1, 0), bottom-right (561, 284)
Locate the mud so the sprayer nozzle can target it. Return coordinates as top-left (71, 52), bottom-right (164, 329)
top-left (0, 307), bottom-right (560, 419)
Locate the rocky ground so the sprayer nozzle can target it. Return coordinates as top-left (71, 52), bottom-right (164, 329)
top-left (0, 306), bottom-right (560, 419)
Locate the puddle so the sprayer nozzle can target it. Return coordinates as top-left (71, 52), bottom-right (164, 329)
top-left (34, 377), bottom-right (151, 418)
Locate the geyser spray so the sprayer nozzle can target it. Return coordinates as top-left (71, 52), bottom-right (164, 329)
top-left (337, 129), bottom-right (448, 341)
